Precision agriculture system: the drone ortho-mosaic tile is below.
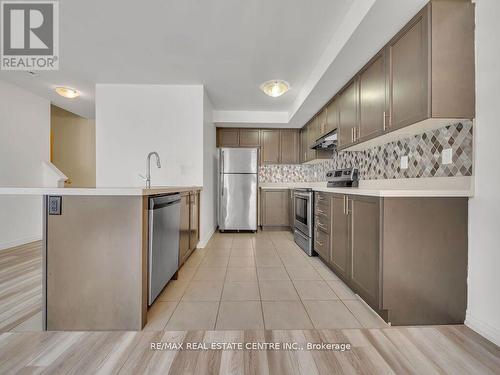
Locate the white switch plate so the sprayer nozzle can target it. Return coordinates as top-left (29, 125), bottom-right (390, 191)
top-left (400, 155), bottom-right (409, 169)
top-left (442, 148), bottom-right (453, 165)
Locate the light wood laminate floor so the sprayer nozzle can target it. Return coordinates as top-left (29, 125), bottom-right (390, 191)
top-left (0, 325), bottom-right (499, 374)
top-left (0, 241), bottom-right (42, 332)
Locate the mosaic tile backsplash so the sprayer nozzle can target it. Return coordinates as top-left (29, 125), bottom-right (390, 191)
top-left (259, 121), bottom-right (473, 183)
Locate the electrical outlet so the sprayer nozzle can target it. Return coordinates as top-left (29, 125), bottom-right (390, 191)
top-left (400, 155), bottom-right (409, 169)
top-left (442, 148), bottom-right (453, 165)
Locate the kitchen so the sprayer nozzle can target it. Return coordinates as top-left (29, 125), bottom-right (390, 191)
top-left (0, 0), bottom-right (499, 373)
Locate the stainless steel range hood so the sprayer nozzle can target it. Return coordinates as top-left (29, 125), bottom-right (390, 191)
top-left (311, 129), bottom-right (337, 150)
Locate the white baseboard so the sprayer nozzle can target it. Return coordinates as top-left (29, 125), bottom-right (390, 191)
top-left (198, 227), bottom-right (216, 248)
top-left (0, 235), bottom-right (42, 251)
top-left (465, 313), bottom-right (500, 347)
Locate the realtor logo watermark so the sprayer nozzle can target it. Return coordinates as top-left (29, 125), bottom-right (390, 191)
top-left (0, 1), bottom-right (58, 70)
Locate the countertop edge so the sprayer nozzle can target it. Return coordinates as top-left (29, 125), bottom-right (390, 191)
top-left (259, 185), bottom-right (473, 198)
top-left (0, 186), bottom-right (202, 196)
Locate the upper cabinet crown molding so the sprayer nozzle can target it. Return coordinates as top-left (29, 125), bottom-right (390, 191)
top-left (301, 0), bottom-right (475, 151)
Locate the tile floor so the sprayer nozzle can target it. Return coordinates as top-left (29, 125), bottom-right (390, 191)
top-left (146, 231), bottom-right (388, 331)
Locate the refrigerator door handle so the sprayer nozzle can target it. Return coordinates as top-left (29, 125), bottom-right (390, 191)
top-left (221, 151), bottom-right (225, 196)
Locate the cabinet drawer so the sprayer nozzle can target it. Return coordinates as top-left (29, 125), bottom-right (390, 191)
top-left (315, 192), bottom-right (331, 205)
top-left (315, 215), bottom-right (330, 234)
top-left (314, 229), bottom-right (330, 260)
top-left (315, 203), bottom-right (329, 217)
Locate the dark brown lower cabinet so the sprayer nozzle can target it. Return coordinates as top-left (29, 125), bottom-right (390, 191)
top-left (179, 193), bottom-right (190, 266)
top-left (349, 195), bottom-right (380, 309)
top-left (179, 190), bottom-right (200, 267)
top-left (189, 192), bottom-right (199, 251)
top-left (316, 191), bottom-right (468, 326)
top-left (260, 189), bottom-right (290, 230)
top-left (330, 195), bottom-right (349, 280)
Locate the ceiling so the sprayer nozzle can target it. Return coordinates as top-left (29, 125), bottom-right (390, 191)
top-left (0, 0), bottom-right (428, 125)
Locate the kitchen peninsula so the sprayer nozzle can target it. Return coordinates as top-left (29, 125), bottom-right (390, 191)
top-left (0, 186), bottom-right (201, 331)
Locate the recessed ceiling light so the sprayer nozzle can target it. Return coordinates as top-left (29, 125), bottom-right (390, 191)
top-left (260, 80), bottom-right (289, 97)
top-left (55, 86), bottom-right (80, 99)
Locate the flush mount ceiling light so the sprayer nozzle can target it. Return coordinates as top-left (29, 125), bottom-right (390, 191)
top-left (260, 80), bottom-right (289, 97)
top-left (55, 87), bottom-right (80, 99)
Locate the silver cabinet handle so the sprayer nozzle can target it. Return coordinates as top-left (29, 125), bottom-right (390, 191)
top-left (383, 111), bottom-right (386, 131)
top-left (343, 196), bottom-right (346, 215)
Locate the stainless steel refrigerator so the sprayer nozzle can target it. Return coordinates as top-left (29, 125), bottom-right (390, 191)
top-left (218, 147), bottom-right (258, 231)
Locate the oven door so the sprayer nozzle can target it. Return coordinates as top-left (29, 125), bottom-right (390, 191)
top-left (294, 191), bottom-right (312, 237)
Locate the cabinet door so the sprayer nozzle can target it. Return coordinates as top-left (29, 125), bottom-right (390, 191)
top-left (330, 195), bottom-right (349, 279)
top-left (217, 128), bottom-right (239, 147)
top-left (299, 128), bottom-right (307, 163)
top-left (388, 8), bottom-right (429, 130)
top-left (349, 195), bottom-right (380, 308)
top-left (280, 130), bottom-right (298, 164)
top-left (239, 129), bottom-right (260, 147)
top-left (359, 52), bottom-right (387, 140)
top-left (260, 130), bottom-right (280, 165)
top-left (326, 99), bottom-right (338, 134)
top-left (338, 79), bottom-right (358, 149)
top-left (307, 119), bottom-right (317, 161)
top-left (179, 194), bottom-right (190, 265)
top-left (189, 192), bottom-right (199, 251)
top-left (261, 190), bottom-right (289, 227)
top-left (317, 109), bottom-right (327, 137)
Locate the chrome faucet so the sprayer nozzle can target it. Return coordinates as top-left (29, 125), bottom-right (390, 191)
top-left (139, 152), bottom-right (161, 188)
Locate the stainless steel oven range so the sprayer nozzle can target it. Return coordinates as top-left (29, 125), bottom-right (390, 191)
top-left (293, 188), bottom-right (314, 256)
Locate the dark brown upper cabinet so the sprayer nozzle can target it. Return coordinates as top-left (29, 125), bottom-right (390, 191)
top-left (387, 0), bottom-right (475, 130)
top-left (317, 109), bottom-right (327, 136)
top-left (387, 8), bottom-right (429, 130)
top-left (216, 128), bottom-right (239, 147)
top-left (280, 130), bottom-right (299, 164)
top-left (260, 130), bottom-right (281, 165)
top-left (359, 51), bottom-right (387, 141)
top-left (338, 79), bottom-right (358, 149)
top-left (325, 98), bottom-right (338, 134)
top-left (299, 128), bottom-right (307, 163)
top-left (300, 0), bottom-right (474, 150)
top-left (239, 129), bottom-right (260, 147)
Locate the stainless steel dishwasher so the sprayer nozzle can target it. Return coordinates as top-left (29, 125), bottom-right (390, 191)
top-left (148, 193), bottom-right (181, 305)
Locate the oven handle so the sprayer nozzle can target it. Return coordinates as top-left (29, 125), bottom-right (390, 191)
top-left (294, 192), bottom-right (312, 199)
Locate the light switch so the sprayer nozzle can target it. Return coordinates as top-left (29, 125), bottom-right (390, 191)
top-left (442, 148), bottom-right (453, 165)
top-left (400, 155), bottom-right (408, 170)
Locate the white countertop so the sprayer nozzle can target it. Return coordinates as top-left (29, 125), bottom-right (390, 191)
top-left (259, 177), bottom-right (474, 197)
top-left (0, 186), bottom-right (202, 196)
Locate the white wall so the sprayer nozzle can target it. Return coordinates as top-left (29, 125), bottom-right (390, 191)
top-left (466, 0), bottom-right (500, 346)
top-left (199, 90), bottom-right (217, 247)
top-left (0, 80), bottom-right (50, 249)
top-left (95, 84), bottom-right (204, 187)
